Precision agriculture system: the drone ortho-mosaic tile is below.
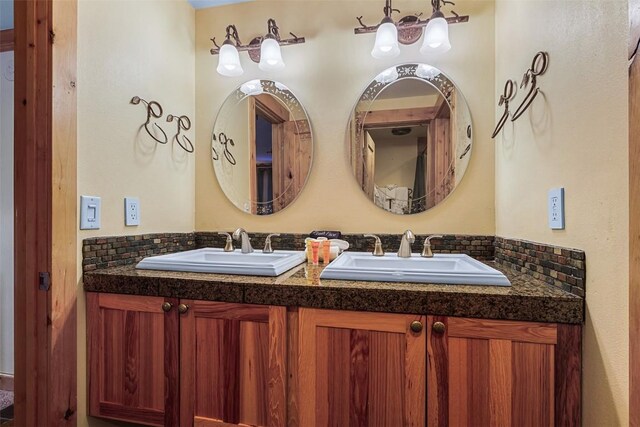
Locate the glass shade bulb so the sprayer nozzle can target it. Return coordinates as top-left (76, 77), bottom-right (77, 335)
top-left (240, 79), bottom-right (264, 96)
top-left (371, 20), bottom-right (400, 59)
top-left (259, 37), bottom-right (285, 71)
top-left (216, 42), bottom-right (244, 77)
top-left (375, 67), bottom-right (399, 84)
top-left (420, 16), bottom-right (451, 55)
top-left (416, 64), bottom-right (439, 79)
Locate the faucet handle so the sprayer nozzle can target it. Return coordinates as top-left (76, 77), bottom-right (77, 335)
top-left (421, 235), bottom-right (443, 258)
top-left (263, 233), bottom-right (280, 253)
top-left (364, 234), bottom-right (385, 256)
top-left (218, 232), bottom-right (234, 252)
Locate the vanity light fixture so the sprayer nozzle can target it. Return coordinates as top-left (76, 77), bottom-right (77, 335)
top-left (371, 0), bottom-right (401, 59)
top-left (210, 18), bottom-right (305, 76)
top-left (216, 25), bottom-right (244, 77)
top-left (355, 0), bottom-right (468, 57)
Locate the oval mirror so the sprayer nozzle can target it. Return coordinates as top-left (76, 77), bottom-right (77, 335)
top-left (212, 80), bottom-right (313, 215)
top-left (348, 64), bottom-right (473, 214)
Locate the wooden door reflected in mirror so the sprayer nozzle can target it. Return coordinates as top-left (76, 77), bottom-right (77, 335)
top-left (348, 64), bottom-right (472, 215)
top-left (213, 80), bottom-right (313, 215)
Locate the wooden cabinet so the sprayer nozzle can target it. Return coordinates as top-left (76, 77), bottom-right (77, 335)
top-left (297, 308), bottom-right (427, 427)
top-left (179, 301), bottom-right (287, 427)
top-left (87, 293), bottom-right (179, 426)
top-left (427, 316), bottom-right (582, 427)
top-left (87, 294), bottom-right (581, 427)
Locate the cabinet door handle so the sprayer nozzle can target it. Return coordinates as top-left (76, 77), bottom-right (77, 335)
top-left (410, 320), bottom-right (424, 333)
top-left (161, 302), bottom-right (173, 312)
top-left (432, 321), bottom-right (446, 334)
top-left (177, 303), bottom-right (190, 314)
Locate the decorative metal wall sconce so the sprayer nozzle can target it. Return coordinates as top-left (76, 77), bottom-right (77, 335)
top-left (511, 51), bottom-right (549, 121)
top-left (212, 132), bottom-right (237, 166)
top-left (355, 0), bottom-right (468, 59)
top-left (491, 79), bottom-right (516, 138)
top-left (130, 96), bottom-right (168, 144)
top-left (166, 114), bottom-right (194, 153)
top-left (211, 18), bottom-right (305, 77)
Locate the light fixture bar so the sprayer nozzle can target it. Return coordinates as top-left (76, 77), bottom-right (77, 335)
top-left (354, 14), bottom-right (468, 35)
top-left (210, 19), bottom-right (305, 64)
top-left (210, 37), bottom-right (305, 55)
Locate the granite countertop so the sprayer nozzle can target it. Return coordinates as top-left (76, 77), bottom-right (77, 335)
top-left (83, 261), bottom-right (584, 324)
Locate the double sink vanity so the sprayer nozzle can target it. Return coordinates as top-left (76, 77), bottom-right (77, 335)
top-left (84, 55), bottom-right (582, 427)
top-left (84, 230), bottom-right (583, 427)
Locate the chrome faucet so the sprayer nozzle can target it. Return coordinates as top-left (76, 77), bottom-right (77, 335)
top-left (263, 233), bottom-right (280, 253)
top-left (421, 235), bottom-right (443, 258)
top-left (397, 230), bottom-right (415, 258)
top-left (232, 228), bottom-right (254, 253)
top-left (218, 232), bottom-right (234, 252)
top-left (364, 234), bottom-right (385, 256)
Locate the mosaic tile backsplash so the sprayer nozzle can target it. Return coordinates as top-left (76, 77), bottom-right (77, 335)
top-left (82, 232), bottom-right (586, 297)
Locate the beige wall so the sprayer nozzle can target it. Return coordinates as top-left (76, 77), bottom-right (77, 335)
top-left (494, 0), bottom-right (629, 425)
top-left (195, 0), bottom-right (496, 234)
top-left (372, 132), bottom-right (420, 187)
top-left (76, 0), bottom-right (195, 425)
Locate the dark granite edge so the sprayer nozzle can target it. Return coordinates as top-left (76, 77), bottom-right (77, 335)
top-left (83, 263), bottom-right (584, 324)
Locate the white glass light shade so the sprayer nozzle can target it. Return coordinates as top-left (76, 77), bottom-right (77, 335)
top-left (258, 37), bottom-right (285, 71)
top-left (374, 67), bottom-right (399, 84)
top-left (216, 43), bottom-right (244, 77)
top-left (240, 80), bottom-right (264, 96)
top-left (371, 20), bottom-right (400, 59)
top-left (420, 17), bottom-right (451, 55)
top-left (416, 63), bottom-right (439, 79)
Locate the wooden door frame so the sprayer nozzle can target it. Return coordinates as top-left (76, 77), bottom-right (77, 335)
top-left (631, 3), bottom-right (640, 425)
top-left (13, 0), bottom-right (77, 425)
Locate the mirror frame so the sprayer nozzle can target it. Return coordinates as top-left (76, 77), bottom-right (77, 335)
top-left (347, 63), bottom-right (473, 214)
top-left (211, 79), bottom-right (314, 215)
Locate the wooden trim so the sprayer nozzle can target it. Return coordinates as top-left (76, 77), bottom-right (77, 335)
top-left (0, 374), bottom-right (14, 392)
top-left (0, 29), bottom-right (13, 52)
top-left (13, 1), bottom-right (53, 424)
top-left (14, 0), bottom-right (78, 424)
top-left (447, 317), bottom-right (558, 344)
top-left (554, 324), bottom-right (582, 426)
top-left (631, 4), bottom-right (640, 422)
top-left (362, 106), bottom-right (438, 128)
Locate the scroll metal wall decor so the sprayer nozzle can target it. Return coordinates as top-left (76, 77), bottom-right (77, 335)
top-left (131, 96), bottom-right (194, 153)
top-left (212, 132), bottom-right (237, 166)
top-left (492, 51), bottom-right (549, 138)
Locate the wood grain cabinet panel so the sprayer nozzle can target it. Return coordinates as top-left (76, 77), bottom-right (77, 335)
top-left (87, 293), bottom-right (179, 427)
top-left (427, 316), bottom-right (581, 427)
top-left (298, 308), bottom-right (427, 427)
top-left (179, 301), bottom-right (287, 427)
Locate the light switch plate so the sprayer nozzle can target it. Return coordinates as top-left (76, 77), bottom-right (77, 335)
top-left (548, 188), bottom-right (565, 230)
top-left (124, 197), bottom-right (140, 226)
top-left (80, 195), bottom-right (101, 230)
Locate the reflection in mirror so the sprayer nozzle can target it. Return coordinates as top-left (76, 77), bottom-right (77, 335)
top-left (212, 80), bottom-right (313, 215)
top-left (349, 64), bottom-right (472, 215)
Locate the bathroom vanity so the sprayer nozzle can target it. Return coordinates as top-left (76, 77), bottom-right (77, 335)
top-left (84, 261), bottom-right (582, 427)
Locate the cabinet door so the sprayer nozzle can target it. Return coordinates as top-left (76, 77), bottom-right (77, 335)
top-left (298, 308), bottom-right (426, 427)
top-left (180, 301), bottom-right (287, 427)
top-left (87, 293), bottom-right (179, 426)
top-left (427, 316), bottom-right (581, 427)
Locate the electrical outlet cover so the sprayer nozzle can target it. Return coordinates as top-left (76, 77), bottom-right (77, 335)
top-left (124, 197), bottom-right (140, 226)
top-left (548, 188), bottom-right (565, 230)
top-left (80, 195), bottom-right (101, 230)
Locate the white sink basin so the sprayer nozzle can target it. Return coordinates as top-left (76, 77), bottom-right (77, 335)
top-left (320, 252), bottom-right (511, 286)
top-left (136, 248), bottom-right (306, 277)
